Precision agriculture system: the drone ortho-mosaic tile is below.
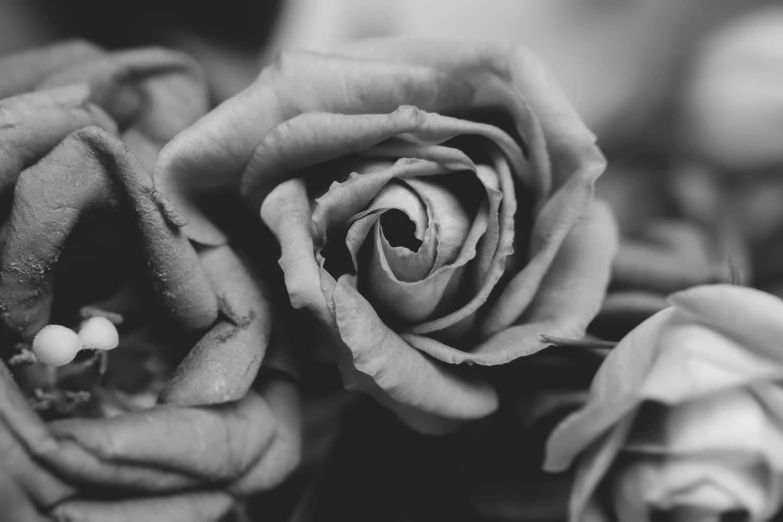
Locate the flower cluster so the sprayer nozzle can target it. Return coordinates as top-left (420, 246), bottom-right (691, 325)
top-left (1, 10), bottom-right (783, 519)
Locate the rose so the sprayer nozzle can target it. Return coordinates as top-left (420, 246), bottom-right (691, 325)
top-left (545, 284), bottom-right (783, 521)
top-left (0, 43), bottom-right (300, 519)
top-left (156, 39), bottom-right (617, 430)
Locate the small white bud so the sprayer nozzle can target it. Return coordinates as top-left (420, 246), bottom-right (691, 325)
top-left (78, 316), bottom-right (119, 351)
top-left (32, 325), bottom-right (82, 367)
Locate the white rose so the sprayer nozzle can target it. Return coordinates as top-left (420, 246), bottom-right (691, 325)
top-left (545, 284), bottom-right (783, 521)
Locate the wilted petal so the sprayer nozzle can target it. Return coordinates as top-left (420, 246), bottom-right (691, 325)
top-left (0, 127), bottom-right (217, 340)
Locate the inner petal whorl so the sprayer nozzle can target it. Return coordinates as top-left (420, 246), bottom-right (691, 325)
top-left (380, 209), bottom-right (422, 252)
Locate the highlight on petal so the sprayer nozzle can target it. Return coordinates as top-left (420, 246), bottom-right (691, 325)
top-left (155, 50), bottom-right (477, 244)
top-left (669, 284), bottom-right (783, 365)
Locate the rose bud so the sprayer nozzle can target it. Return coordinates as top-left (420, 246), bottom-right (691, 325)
top-left (545, 284), bottom-right (783, 521)
top-left (0, 43), bottom-right (301, 520)
top-left (156, 40), bottom-right (617, 431)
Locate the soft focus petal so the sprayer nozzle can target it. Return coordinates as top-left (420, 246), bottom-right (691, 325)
top-left (472, 199), bottom-right (617, 364)
top-left (544, 308), bottom-right (677, 472)
top-left (0, 40), bottom-right (102, 98)
top-left (609, 455), bottom-right (766, 521)
top-left (641, 321), bottom-right (783, 405)
top-left (669, 285), bottom-right (783, 365)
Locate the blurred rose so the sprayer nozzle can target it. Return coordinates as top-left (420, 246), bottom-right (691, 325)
top-left (682, 6), bottom-right (783, 173)
top-left (156, 40), bottom-right (617, 431)
top-left (546, 284), bottom-right (783, 521)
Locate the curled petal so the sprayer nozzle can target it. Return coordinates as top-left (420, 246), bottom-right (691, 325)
top-left (472, 199), bottom-right (617, 364)
top-left (261, 178), bottom-right (333, 324)
top-left (159, 245), bottom-right (272, 406)
top-left (0, 127), bottom-right (217, 340)
top-left (0, 85), bottom-right (116, 195)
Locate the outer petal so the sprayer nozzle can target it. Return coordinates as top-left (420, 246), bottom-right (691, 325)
top-left (155, 50), bottom-right (477, 244)
top-left (472, 199), bottom-right (617, 364)
top-left (330, 275), bottom-right (498, 421)
top-left (546, 286), bottom-right (783, 474)
top-left (0, 85), bottom-right (116, 196)
top-left (669, 284), bottom-right (783, 365)
top-left (544, 308), bottom-right (677, 472)
top-left (0, 40), bottom-right (103, 98)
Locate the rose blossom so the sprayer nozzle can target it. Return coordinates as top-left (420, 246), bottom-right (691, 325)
top-left (0, 42), bottom-right (300, 519)
top-left (156, 40), bottom-right (617, 430)
top-left (546, 284), bottom-right (783, 521)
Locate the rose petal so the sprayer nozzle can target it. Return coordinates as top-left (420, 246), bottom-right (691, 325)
top-left (260, 178), bottom-right (333, 325)
top-left (52, 490), bottom-right (234, 522)
top-left (0, 40), bottom-right (103, 98)
top-left (0, 127), bottom-right (218, 340)
top-left (362, 222), bottom-right (466, 325)
top-left (243, 106), bottom-right (526, 214)
top-left (37, 48), bottom-right (205, 139)
top-left (569, 412), bottom-right (640, 521)
top-left (402, 200), bottom-right (615, 365)
top-left (669, 284), bottom-right (783, 365)
top-left (625, 389), bottom-right (783, 457)
top-left (311, 157), bottom-right (456, 245)
top-left (0, 85), bottom-right (117, 194)
top-left (407, 153), bottom-right (510, 337)
top-left (330, 275), bottom-right (497, 420)
top-left (159, 245), bottom-right (272, 405)
top-left (641, 322), bottom-right (783, 405)
top-left (544, 308), bottom-right (677, 472)
top-left (546, 288), bottom-right (783, 475)
top-left (156, 51), bottom-right (477, 244)
top-left (610, 454), bottom-right (770, 520)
